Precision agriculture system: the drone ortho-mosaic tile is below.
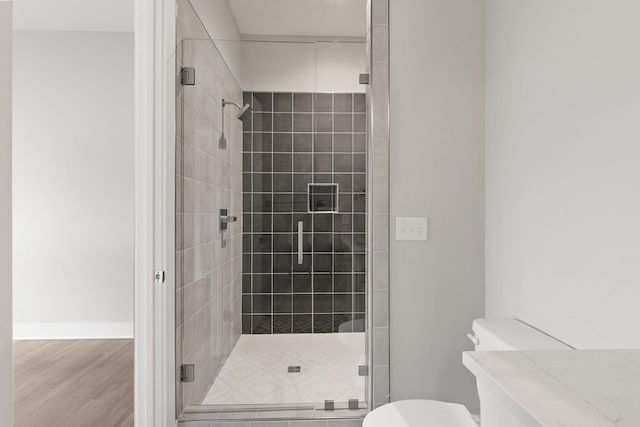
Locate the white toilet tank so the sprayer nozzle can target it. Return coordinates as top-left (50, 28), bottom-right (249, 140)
top-left (471, 319), bottom-right (571, 426)
top-left (471, 318), bottom-right (570, 352)
top-left (364, 319), bottom-right (572, 427)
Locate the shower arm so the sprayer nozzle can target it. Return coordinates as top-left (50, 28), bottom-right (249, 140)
top-left (222, 99), bottom-right (243, 110)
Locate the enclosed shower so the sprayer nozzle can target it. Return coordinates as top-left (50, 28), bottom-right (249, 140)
top-left (174, 0), bottom-right (386, 421)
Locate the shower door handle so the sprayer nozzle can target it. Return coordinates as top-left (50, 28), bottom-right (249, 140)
top-left (297, 221), bottom-right (304, 264)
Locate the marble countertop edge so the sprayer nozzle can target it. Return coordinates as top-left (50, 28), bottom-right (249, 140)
top-left (462, 350), bottom-right (640, 427)
top-left (462, 351), bottom-right (546, 427)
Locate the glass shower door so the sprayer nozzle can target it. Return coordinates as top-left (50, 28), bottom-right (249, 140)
top-left (176, 6), bottom-right (369, 414)
top-left (176, 33), bottom-right (245, 412)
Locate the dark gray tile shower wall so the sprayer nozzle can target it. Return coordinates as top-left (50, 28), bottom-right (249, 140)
top-left (242, 92), bottom-right (367, 334)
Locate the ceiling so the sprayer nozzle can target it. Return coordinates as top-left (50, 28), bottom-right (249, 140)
top-left (13, 0), bottom-right (134, 32)
top-left (227, 0), bottom-right (367, 38)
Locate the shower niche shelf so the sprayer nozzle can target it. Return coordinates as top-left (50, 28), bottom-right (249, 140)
top-left (307, 183), bottom-right (339, 213)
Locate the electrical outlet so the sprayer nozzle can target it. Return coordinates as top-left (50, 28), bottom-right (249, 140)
top-left (395, 217), bottom-right (428, 241)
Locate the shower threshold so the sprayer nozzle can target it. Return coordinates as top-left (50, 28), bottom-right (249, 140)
top-left (180, 403), bottom-right (368, 423)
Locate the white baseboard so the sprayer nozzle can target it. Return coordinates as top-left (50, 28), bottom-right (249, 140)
top-left (13, 322), bottom-right (134, 340)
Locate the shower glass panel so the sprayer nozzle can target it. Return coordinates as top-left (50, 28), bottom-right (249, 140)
top-left (176, 1), bottom-right (368, 417)
top-left (176, 36), bottom-right (245, 412)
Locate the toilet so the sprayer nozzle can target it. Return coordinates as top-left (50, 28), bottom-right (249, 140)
top-left (363, 318), bottom-right (571, 427)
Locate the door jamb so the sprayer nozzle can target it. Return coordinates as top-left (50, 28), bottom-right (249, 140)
top-left (134, 0), bottom-right (176, 425)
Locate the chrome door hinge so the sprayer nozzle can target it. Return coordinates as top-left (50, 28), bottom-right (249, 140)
top-left (181, 67), bottom-right (195, 85)
top-left (358, 365), bottom-right (369, 376)
top-left (154, 270), bottom-right (165, 284)
top-left (181, 364), bottom-right (195, 382)
top-left (359, 73), bottom-right (370, 84)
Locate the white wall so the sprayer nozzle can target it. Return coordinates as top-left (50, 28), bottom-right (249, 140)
top-left (241, 40), bottom-right (366, 93)
top-left (240, 40), bottom-right (314, 92)
top-left (13, 0), bottom-right (133, 32)
top-left (389, 0), bottom-right (485, 413)
top-left (485, 0), bottom-right (640, 349)
top-left (0, 3), bottom-right (13, 423)
top-left (12, 30), bottom-right (135, 339)
top-left (189, 0), bottom-right (366, 93)
top-left (316, 42), bottom-right (366, 93)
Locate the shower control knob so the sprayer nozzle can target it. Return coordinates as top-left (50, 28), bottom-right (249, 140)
top-left (219, 209), bottom-right (237, 231)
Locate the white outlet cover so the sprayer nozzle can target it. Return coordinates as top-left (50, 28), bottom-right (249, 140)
top-left (395, 217), bottom-right (428, 241)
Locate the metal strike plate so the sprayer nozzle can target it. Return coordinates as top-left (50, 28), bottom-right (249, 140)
top-left (154, 270), bottom-right (165, 284)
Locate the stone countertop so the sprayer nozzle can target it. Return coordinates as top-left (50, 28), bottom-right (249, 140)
top-left (463, 349), bottom-right (640, 427)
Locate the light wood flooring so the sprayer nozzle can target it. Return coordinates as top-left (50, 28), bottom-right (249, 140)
top-left (14, 339), bottom-right (133, 427)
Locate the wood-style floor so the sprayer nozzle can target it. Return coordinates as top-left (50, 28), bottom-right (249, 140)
top-left (14, 339), bottom-right (134, 427)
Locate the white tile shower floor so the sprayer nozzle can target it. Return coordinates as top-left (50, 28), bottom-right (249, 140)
top-left (201, 333), bottom-right (366, 406)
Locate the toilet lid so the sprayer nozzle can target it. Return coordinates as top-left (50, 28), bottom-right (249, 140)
top-left (363, 400), bottom-right (477, 427)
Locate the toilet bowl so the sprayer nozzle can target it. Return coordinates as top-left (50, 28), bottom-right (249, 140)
top-left (363, 319), bottom-right (571, 427)
top-left (363, 400), bottom-right (477, 427)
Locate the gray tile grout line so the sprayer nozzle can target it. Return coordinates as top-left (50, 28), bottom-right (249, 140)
top-left (270, 94), bottom-right (274, 333)
top-left (310, 93), bottom-right (316, 333)
top-left (288, 93), bottom-right (295, 331)
top-left (350, 93), bottom-right (356, 316)
top-left (330, 94), bottom-right (335, 325)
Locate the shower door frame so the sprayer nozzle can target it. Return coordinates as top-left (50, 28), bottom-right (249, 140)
top-left (141, 0), bottom-right (391, 424)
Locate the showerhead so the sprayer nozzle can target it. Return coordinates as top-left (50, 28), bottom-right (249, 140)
top-left (236, 103), bottom-right (252, 120)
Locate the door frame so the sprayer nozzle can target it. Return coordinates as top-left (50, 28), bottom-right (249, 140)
top-left (134, 0), bottom-right (177, 425)
top-left (141, 0), bottom-right (392, 424)
top-left (0, 3), bottom-right (13, 424)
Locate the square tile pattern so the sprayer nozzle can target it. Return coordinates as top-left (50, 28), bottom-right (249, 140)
top-left (368, 0), bottom-right (391, 409)
top-left (202, 333), bottom-right (365, 405)
top-left (242, 92), bottom-right (367, 335)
